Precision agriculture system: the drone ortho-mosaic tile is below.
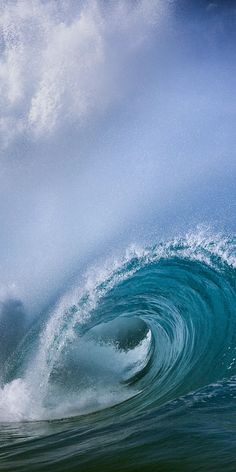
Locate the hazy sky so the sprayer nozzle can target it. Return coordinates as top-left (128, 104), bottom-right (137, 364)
top-left (0, 0), bottom-right (235, 316)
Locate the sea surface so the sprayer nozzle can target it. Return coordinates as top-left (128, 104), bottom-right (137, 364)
top-left (0, 232), bottom-right (236, 471)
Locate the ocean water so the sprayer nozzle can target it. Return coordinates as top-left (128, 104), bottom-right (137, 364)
top-left (1, 1), bottom-right (236, 471)
top-left (0, 232), bottom-right (236, 471)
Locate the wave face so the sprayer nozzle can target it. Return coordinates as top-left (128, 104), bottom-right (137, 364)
top-left (1, 232), bottom-right (236, 471)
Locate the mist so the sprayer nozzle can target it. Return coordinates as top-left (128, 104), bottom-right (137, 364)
top-left (0, 0), bottom-right (236, 318)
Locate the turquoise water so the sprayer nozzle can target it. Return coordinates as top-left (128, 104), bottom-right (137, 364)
top-left (1, 232), bottom-right (236, 471)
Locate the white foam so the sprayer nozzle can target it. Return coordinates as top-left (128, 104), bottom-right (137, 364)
top-left (0, 0), bottom-right (166, 145)
top-left (0, 379), bottom-right (42, 422)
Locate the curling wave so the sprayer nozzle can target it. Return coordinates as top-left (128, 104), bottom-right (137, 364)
top-left (1, 230), bottom-right (236, 424)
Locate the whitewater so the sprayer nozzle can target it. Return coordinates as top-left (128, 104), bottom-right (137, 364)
top-left (0, 1), bottom-right (236, 471)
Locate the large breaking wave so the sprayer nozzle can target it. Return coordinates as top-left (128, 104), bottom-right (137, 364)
top-left (1, 231), bottom-right (235, 424)
top-left (1, 1), bottom-right (236, 471)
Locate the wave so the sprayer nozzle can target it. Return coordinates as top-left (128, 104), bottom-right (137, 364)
top-left (1, 230), bottom-right (236, 423)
